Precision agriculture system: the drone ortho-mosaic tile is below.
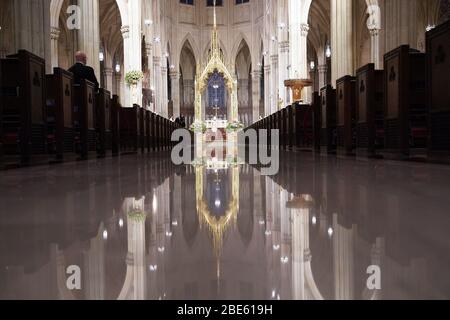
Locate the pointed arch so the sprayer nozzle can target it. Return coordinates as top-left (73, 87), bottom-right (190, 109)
top-left (50, 0), bottom-right (65, 27)
top-left (231, 32), bottom-right (252, 63)
top-left (178, 33), bottom-right (201, 66)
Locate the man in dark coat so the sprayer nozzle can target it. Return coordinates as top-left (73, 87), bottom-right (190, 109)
top-left (69, 51), bottom-right (99, 92)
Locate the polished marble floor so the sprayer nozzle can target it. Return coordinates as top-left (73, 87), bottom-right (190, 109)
top-left (1, 151), bottom-right (450, 300)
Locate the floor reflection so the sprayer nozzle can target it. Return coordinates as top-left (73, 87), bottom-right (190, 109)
top-left (1, 152), bottom-right (450, 300)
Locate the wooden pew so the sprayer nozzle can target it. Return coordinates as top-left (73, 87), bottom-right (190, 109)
top-left (293, 103), bottom-right (314, 151)
top-left (145, 110), bottom-right (151, 152)
top-left (45, 67), bottom-right (75, 162)
top-left (73, 79), bottom-right (96, 160)
top-left (119, 104), bottom-right (140, 154)
top-left (154, 114), bottom-right (161, 151)
top-left (336, 75), bottom-right (356, 156)
top-left (356, 63), bottom-right (385, 158)
top-left (280, 108), bottom-right (287, 150)
top-left (162, 118), bottom-right (168, 150)
top-left (96, 88), bottom-right (112, 158)
top-left (427, 20), bottom-right (450, 163)
top-left (111, 95), bottom-right (121, 156)
top-left (0, 58), bottom-right (2, 166)
top-left (312, 92), bottom-right (321, 153)
top-left (287, 105), bottom-right (294, 150)
top-left (151, 112), bottom-right (157, 151)
top-left (320, 85), bottom-right (337, 155)
top-left (0, 50), bottom-right (47, 168)
top-left (266, 114), bottom-right (272, 148)
top-left (139, 107), bottom-right (145, 153)
top-left (382, 45), bottom-right (427, 160)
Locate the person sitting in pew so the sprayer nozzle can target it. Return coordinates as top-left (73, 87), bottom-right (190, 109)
top-left (69, 51), bottom-right (99, 92)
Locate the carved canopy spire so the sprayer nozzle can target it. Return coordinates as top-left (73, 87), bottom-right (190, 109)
top-left (211, 0), bottom-right (219, 54)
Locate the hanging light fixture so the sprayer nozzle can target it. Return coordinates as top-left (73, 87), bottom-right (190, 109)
top-left (325, 44), bottom-right (332, 58)
top-left (310, 60), bottom-right (316, 70)
top-left (99, 51), bottom-right (104, 62)
top-left (115, 63), bottom-right (121, 73)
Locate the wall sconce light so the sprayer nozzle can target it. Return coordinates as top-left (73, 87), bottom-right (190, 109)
top-left (115, 63), bottom-right (121, 73)
top-left (310, 61), bottom-right (316, 70)
top-left (99, 51), bottom-right (104, 62)
top-left (325, 45), bottom-right (332, 58)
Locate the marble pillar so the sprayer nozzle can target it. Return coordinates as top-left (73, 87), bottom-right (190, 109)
top-left (251, 70), bottom-right (261, 122)
top-left (170, 70), bottom-right (181, 118)
top-left (161, 66), bottom-right (168, 118)
top-left (271, 54), bottom-right (279, 113)
top-left (264, 65), bottom-right (271, 116)
top-left (153, 56), bottom-right (162, 114)
top-left (279, 41), bottom-right (290, 108)
top-left (13, 0), bottom-right (52, 72)
top-left (331, 0), bottom-right (354, 86)
top-left (318, 64), bottom-right (328, 90)
top-left (78, 0), bottom-right (100, 78)
top-left (50, 27), bottom-right (60, 71)
top-left (103, 68), bottom-right (114, 95)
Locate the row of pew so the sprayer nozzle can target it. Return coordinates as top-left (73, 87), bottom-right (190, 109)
top-left (0, 50), bottom-right (182, 170)
top-left (248, 20), bottom-right (450, 163)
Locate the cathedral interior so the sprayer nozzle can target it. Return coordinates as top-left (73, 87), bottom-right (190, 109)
top-left (1, 0), bottom-right (450, 301)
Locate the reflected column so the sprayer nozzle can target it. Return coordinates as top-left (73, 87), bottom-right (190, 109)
top-left (118, 197), bottom-right (147, 300)
top-left (332, 213), bottom-right (354, 300)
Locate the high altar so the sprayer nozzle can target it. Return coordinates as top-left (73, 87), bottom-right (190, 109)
top-left (191, 1), bottom-right (241, 168)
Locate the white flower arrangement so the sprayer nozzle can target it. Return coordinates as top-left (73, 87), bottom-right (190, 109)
top-left (125, 70), bottom-right (144, 86)
top-left (190, 121), bottom-right (207, 133)
top-left (226, 121), bottom-right (245, 132)
top-left (127, 210), bottom-right (147, 222)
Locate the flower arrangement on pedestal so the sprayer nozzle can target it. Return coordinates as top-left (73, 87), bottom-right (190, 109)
top-left (190, 121), bottom-right (207, 134)
top-left (127, 209), bottom-right (147, 222)
top-left (125, 71), bottom-right (144, 105)
top-left (226, 121), bottom-right (244, 133)
top-left (125, 70), bottom-right (144, 86)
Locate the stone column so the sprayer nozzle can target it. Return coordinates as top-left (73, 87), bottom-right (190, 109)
top-left (318, 64), bottom-right (328, 90)
top-left (103, 68), bottom-right (114, 95)
top-left (384, 0), bottom-right (418, 52)
top-left (271, 54), bottom-right (279, 113)
top-left (369, 29), bottom-right (381, 69)
top-left (121, 25), bottom-right (131, 106)
top-left (161, 66), bottom-right (168, 118)
top-left (170, 70), bottom-right (181, 118)
top-left (264, 65), bottom-right (271, 116)
top-left (367, 4), bottom-right (382, 69)
top-left (331, 0), bottom-right (354, 86)
top-left (114, 72), bottom-right (121, 96)
top-left (288, 0), bottom-right (311, 101)
top-left (121, 0), bottom-right (142, 107)
top-left (153, 56), bottom-right (161, 114)
top-left (295, 23), bottom-right (309, 80)
top-left (288, 0), bottom-right (310, 81)
top-left (279, 41), bottom-right (290, 107)
top-left (145, 42), bottom-right (154, 110)
top-left (13, 0), bottom-right (52, 72)
top-left (50, 27), bottom-right (60, 70)
top-left (252, 70), bottom-right (262, 122)
top-left (78, 0), bottom-right (100, 78)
